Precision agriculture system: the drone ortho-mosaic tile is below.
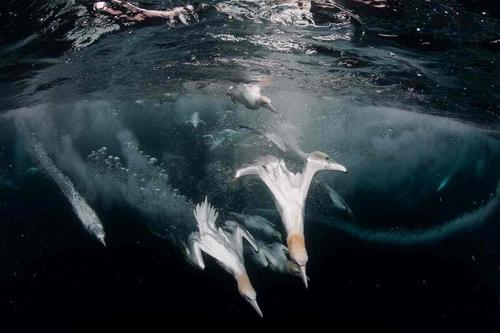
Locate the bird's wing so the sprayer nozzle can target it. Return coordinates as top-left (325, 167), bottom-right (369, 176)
top-left (224, 220), bottom-right (259, 254)
top-left (252, 249), bottom-right (269, 267)
top-left (239, 226), bottom-right (259, 253)
top-left (186, 233), bottom-right (206, 270)
top-left (193, 197), bottom-right (218, 234)
top-left (236, 155), bottom-right (291, 207)
top-left (235, 165), bottom-right (262, 178)
top-left (273, 242), bottom-right (289, 256)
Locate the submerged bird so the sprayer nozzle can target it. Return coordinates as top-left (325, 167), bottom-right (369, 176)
top-left (436, 175), bottom-right (451, 192)
top-left (235, 152), bottom-right (347, 287)
top-left (229, 213), bottom-right (301, 277)
top-left (25, 167), bottom-right (40, 175)
top-left (184, 197), bottom-right (263, 317)
top-left (239, 125), bottom-right (307, 160)
top-left (227, 84), bottom-right (277, 113)
top-left (322, 183), bottom-right (353, 217)
top-left (229, 212), bottom-right (282, 241)
top-left (251, 240), bottom-right (302, 278)
top-left (203, 127), bottom-right (253, 150)
top-left (185, 112), bottom-right (206, 129)
top-left (29, 141), bottom-right (106, 245)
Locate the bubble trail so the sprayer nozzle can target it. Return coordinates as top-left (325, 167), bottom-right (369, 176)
top-left (27, 138), bottom-right (106, 245)
top-left (316, 181), bottom-right (500, 246)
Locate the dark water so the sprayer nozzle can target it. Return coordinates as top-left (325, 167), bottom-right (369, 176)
top-left (1, 0), bottom-right (500, 330)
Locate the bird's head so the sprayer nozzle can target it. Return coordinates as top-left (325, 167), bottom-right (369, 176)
top-left (307, 151), bottom-right (347, 173)
top-left (236, 273), bottom-right (262, 317)
top-left (287, 234), bottom-right (309, 288)
top-left (226, 85), bottom-right (235, 97)
top-left (93, 1), bottom-right (108, 12)
top-left (258, 96), bottom-right (277, 113)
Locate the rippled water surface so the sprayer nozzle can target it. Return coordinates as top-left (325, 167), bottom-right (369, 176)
top-left (1, 0), bottom-right (500, 330)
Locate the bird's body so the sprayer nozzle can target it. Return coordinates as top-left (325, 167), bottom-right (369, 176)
top-left (203, 127), bottom-right (253, 150)
top-left (185, 198), bottom-right (263, 317)
top-left (240, 125), bottom-right (307, 160)
top-left (235, 152), bottom-right (347, 287)
top-left (185, 112), bottom-right (206, 129)
top-left (227, 84), bottom-right (277, 113)
top-left (191, 229), bottom-right (245, 274)
top-left (230, 212), bottom-right (282, 241)
top-left (322, 183), bottom-right (353, 217)
top-left (252, 241), bottom-right (302, 277)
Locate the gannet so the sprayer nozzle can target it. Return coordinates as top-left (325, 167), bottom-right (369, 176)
top-left (252, 241), bottom-right (302, 277)
top-left (227, 84), bottom-right (277, 113)
top-left (185, 112), bottom-right (206, 129)
top-left (239, 125), bottom-right (307, 160)
top-left (322, 183), bottom-right (353, 217)
top-left (203, 127), bottom-right (254, 150)
top-left (229, 213), bottom-right (301, 277)
top-left (235, 152), bottom-right (347, 287)
top-left (229, 212), bottom-right (282, 241)
top-left (184, 198), bottom-right (263, 317)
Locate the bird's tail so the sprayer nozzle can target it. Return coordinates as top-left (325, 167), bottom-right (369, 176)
top-left (193, 197), bottom-right (218, 232)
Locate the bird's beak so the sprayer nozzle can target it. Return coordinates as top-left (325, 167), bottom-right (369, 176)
top-left (326, 162), bottom-right (348, 173)
top-left (263, 103), bottom-right (277, 113)
top-left (247, 298), bottom-right (263, 318)
top-left (98, 235), bottom-right (106, 246)
top-left (227, 93), bottom-right (236, 104)
top-left (300, 265), bottom-right (308, 289)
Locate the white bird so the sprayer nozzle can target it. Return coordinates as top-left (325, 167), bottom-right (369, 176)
top-left (227, 84), bottom-right (277, 113)
top-left (235, 152), bottom-right (347, 287)
top-left (185, 112), bottom-right (206, 129)
top-left (184, 197), bottom-right (263, 317)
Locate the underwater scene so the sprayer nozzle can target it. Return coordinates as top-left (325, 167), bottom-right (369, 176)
top-left (0, 0), bottom-right (499, 330)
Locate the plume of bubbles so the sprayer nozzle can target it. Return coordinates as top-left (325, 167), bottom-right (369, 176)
top-left (87, 140), bottom-right (194, 240)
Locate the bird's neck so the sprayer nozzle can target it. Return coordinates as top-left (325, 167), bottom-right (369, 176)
top-left (300, 161), bottom-right (319, 198)
top-left (282, 205), bottom-right (304, 235)
top-left (236, 272), bottom-right (252, 294)
top-left (286, 233), bottom-right (308, 266)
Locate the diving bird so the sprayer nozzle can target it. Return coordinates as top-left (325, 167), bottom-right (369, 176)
top-left (235, 152), bottom-right (347, 287)
top-left (239, 125), bottom-right (307, 160)
top-left (185, 112), bottom-right (206, 129)
top-left (228, 213), bottom-right (301, 277)
top-left (251, 240), bottom-right (302, 278)
top-left (322, 183), bottom-right (353, 217)
top-left (203, 127), bottom-right (254, 150)
top-left (229, 212), bottom-right (282, 241)
top-left (29, 141), bottom-right (106, 245)
top-left (227, 84), bottom-right (277, 113)
top-left (184, 197), bottom-right (263, 317)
